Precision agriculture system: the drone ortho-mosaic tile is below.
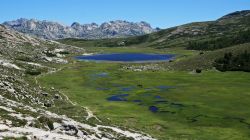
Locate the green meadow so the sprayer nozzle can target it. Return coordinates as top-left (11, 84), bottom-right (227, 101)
top-left (38, 47), bottom-right (250, 140)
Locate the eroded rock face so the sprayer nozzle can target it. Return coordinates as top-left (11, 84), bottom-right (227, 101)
top-left (3, 19), bottom-right (158, 40)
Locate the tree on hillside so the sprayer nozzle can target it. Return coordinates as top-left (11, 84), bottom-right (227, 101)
top-left (214, 50), bottom-right (250, 72)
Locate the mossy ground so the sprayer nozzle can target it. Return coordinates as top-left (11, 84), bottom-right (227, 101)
top-left (38, 47), bottom-right (250, 140)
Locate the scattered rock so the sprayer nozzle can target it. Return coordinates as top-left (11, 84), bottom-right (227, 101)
top-left (54, 94), bottom-right (60, 99)
top-left (42, 92), bottom-right (48, 97)
top-left (44, 102), bottom-right (52, 107)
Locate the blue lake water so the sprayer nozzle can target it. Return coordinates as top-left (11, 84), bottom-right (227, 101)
top-left (120, 86), bottom-right (135, 92)
top-left (133, 100), bottom-right (142, 103)
top-left (149, 106), bottom-right (159, 113)
top-left (91, 72), bottom-right (109, 78)
top-left (107, 94), bottom-right (129, 101)
top-left (156, 85), bottom-right (174, 91)
top-left (155, 95), bottom-right (162, 99)
top-left (76, 53), bottom-right (175, 62)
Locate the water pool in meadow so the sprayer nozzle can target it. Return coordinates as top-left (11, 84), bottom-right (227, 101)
top-left (103, 84), bottom-right (180, 113)
top-left (107, 94), bottom-right (129, 101)
top-left (89, 71), bottom-right (178, 113)
top-left (76, 53), bottom-right (175, 62)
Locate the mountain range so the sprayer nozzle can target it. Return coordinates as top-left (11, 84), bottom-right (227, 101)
top-left (2, 19), bottom-right (157, 40)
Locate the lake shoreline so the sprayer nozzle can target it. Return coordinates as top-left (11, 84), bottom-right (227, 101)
top-left (75, 53), bottom-right (175, 63)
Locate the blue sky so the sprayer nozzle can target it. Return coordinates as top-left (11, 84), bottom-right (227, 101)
top-left (1, 0), bottom-right (250, 28)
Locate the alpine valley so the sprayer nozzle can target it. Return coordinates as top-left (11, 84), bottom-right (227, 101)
top-left (0, 10), bottom-right (250, 140)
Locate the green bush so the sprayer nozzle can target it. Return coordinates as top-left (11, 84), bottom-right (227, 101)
top-left (38, 116), bottom-right (54, 130)
top-left (59, 51), bottom-right (70, 55)
top-left (44, 52), bottom-right (57, 57)
top-left (25, 69), bottom-right (42, 75)
top-left (16, 56), bottom-right (32, 62)
top-left (214, 50), bottom-right (250, 72)
top-left (3, 137), bottom-right (28, 140)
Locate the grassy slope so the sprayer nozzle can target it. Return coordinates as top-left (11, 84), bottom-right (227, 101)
top-left (169, 43), bottom-right (250, 70)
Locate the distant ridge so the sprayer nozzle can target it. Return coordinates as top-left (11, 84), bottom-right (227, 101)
top-left (2, 19), bottom-right (158, 40)
top-left (218, 10), bottom-right (250, 20)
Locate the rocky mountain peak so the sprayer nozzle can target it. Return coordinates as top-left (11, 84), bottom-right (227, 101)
top-left (3, 19), bottom-right (157, 40)
top-left (71, 22), bottom-right (81, 28)
top-left (139, 21), bottom-right (151, 27)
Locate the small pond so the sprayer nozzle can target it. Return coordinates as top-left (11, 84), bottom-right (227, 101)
top-left (76, 53), bottom-right (175, 62)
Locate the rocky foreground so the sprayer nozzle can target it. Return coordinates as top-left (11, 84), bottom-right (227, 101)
top-left (0, 25), bottom-right (155, 140)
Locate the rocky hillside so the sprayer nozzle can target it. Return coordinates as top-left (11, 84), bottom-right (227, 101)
top-left (0, 25), bottom-right (155, 140)
top-left (2, 19), bottom-right (157, 40)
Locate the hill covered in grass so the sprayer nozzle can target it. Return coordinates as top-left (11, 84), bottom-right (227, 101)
top-left (59, 10), bottom-right (250, 50)
top-left (169, 43), bottom-right (250, 70)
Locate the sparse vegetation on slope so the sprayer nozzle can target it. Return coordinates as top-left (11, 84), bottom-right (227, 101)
top-left (186, 29), bottom-right (250, 50)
